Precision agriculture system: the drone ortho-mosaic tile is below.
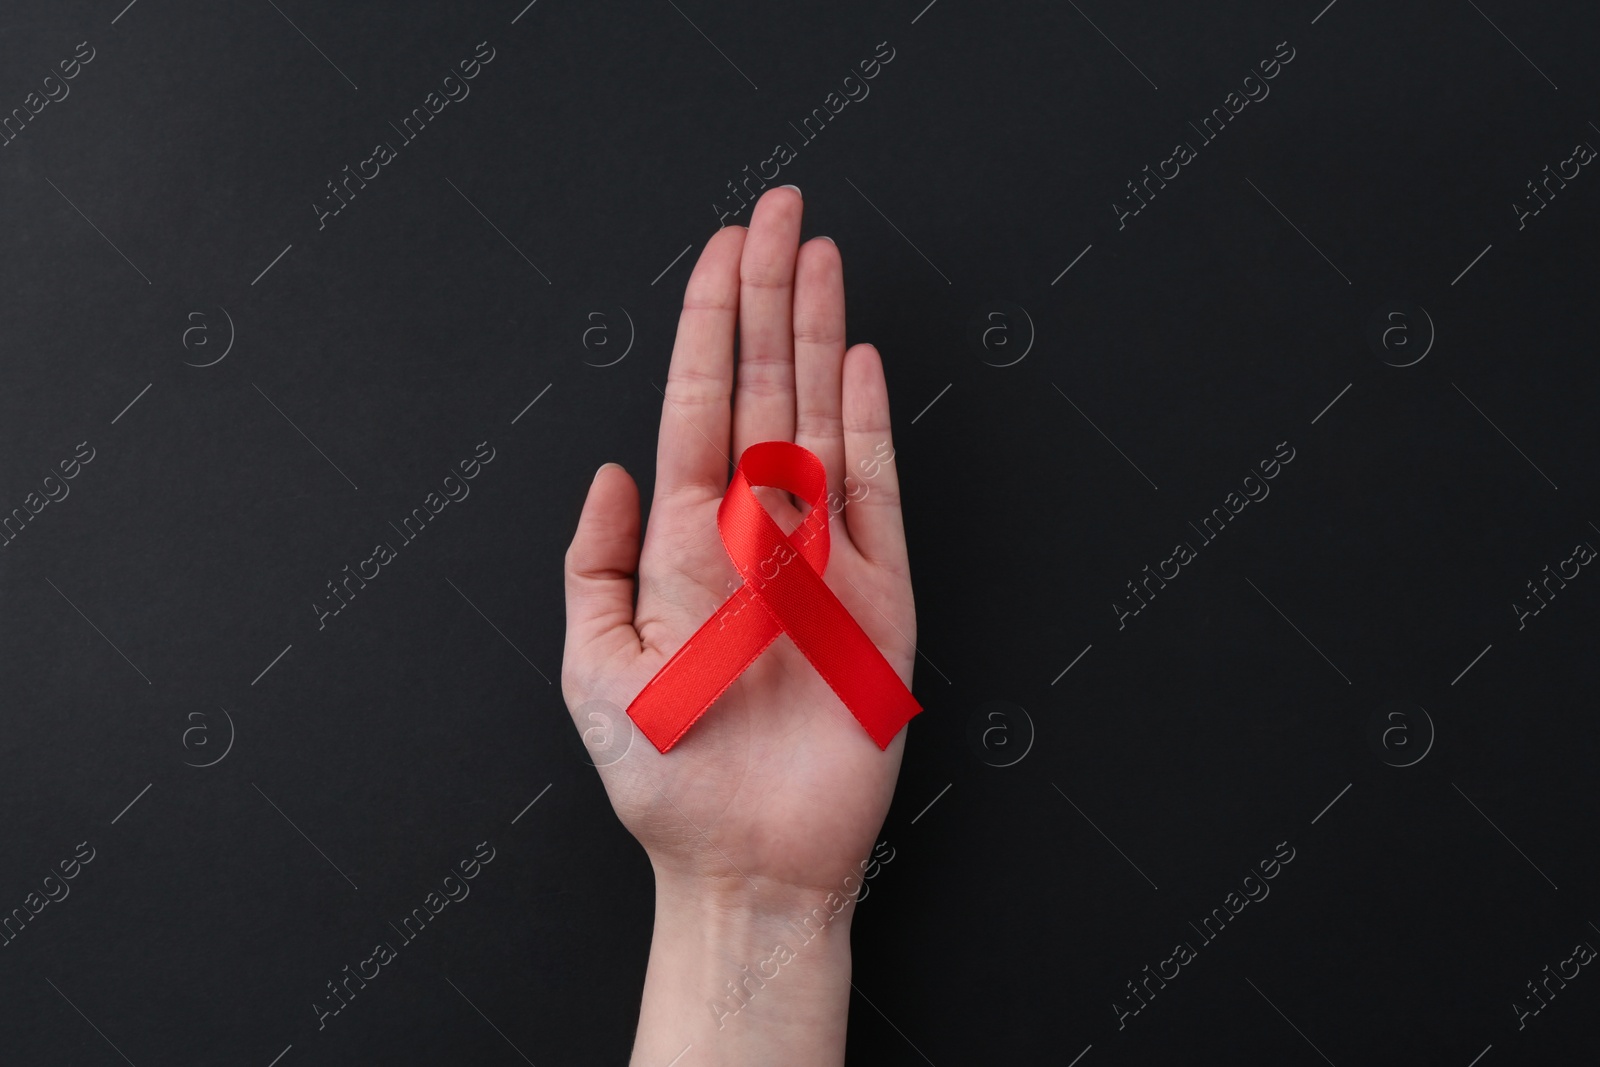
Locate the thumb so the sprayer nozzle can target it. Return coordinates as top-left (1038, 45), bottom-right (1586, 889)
top-left (563, 463), bottom-right (642, 677)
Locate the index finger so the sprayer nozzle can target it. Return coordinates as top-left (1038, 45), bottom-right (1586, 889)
top-left (654, 225), bottom-right (746, 502)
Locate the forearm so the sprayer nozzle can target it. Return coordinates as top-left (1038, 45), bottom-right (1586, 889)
top-left (629, 870), bottom-right (855, 1067)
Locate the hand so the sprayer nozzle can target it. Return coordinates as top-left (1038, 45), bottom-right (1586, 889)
top-left (561, 185), bottom-right (916, 1063)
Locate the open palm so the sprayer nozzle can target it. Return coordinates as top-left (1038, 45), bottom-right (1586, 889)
top-left (561, 186), bottom-right (916, 898)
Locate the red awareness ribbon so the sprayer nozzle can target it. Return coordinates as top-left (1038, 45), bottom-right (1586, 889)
top-left (626, 440), bottom-right (922, 753)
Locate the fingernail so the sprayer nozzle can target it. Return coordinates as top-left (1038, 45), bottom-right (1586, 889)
top-left (817, 235), bottom-right (835, 244)
top-left (779, 184), bottom-right (802, 198)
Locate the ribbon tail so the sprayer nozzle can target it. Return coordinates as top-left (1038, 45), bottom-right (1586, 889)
top-left (741, 560), bottom-right (922, 749)
top-left (625, 589), bottom-right (783, 752)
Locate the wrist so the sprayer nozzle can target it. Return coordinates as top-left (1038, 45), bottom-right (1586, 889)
top-left (653, 863), bottom-right (860, 928)
top-left (630, 869), bottom-right (857, 1067)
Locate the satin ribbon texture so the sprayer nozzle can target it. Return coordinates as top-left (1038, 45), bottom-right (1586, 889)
top-left (626, 440), bottom-right (922, 753)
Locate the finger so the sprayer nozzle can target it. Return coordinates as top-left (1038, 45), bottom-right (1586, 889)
top-left (563, 463), bottom-right (643, 682)
top-left (731, 186), bottom-right (803, 463)
top-left (840, 344), bottom-right (908, 571)
top-left (655, 225), bottom-right (746, 503)
top-left (792, 235), bottom-right (847, 509)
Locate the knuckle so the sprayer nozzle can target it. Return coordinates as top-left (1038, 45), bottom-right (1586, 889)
top-left (734, 374), bottom-right (789, 400)
top-left (796, 407), bottom-right (843, 437)
top-left (740, 255), bottom-right (792, 291)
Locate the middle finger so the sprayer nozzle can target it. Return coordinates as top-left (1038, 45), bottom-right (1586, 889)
top-left (731, 185), bottom-right (804, 462)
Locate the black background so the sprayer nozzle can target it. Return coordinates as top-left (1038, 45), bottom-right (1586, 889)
top-left (3, 1), bottom-right (1597, 1064)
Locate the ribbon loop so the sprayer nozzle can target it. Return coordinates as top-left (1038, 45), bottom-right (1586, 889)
top-left (626, 440), bottom-right (922, 752)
